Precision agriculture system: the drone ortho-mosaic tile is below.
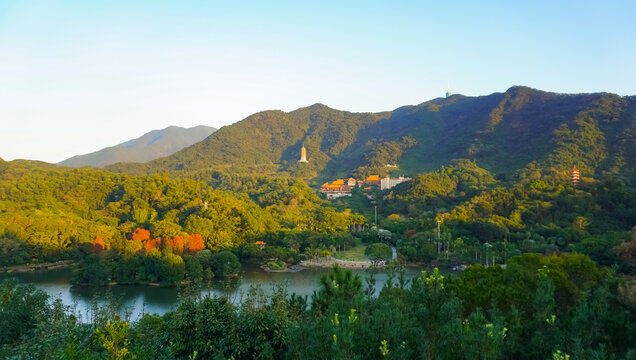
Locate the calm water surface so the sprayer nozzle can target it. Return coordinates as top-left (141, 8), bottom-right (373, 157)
top-left (1, 265), bottom-right (427, 322)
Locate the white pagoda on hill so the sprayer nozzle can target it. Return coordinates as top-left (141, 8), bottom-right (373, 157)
top-left (298, 144), bottom-right (309, 163)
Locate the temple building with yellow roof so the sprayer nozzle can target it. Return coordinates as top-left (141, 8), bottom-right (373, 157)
top-left (320, 178), bottom-right (352, 199)
top-left (365, 175), bottom-right (380, 185)
top-left (320, 174), bottom-right (399, 199)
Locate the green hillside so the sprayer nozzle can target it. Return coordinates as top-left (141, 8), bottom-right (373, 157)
top-left (330, 87), bottom-right (636, 179)
top-left (104, 87), bottom-right (636, 181)
top-left (0, 158), bottom-right (361, 265)
top-left (106, 104), bottom-right (390, 177)
top-left (58, 125), bottom-right (216, 168)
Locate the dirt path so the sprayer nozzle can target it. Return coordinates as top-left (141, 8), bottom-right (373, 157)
top-left (0, 260), bottom-right (76, 273)
top-left (301, 257), bottom-right (385, 269)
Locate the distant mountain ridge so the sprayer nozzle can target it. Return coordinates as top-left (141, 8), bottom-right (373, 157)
top-left (104, 87), bottom-right (636, 180)
top-left (59, 125), bottom-right (216, 168)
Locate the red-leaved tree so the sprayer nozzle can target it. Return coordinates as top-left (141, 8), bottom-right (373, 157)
top-left (187, 234), bottom-right (205, 254)
top-left (144, 238), bottom-right (162, 253)
top-left (132, 228), bottom-right (151, 242)
top-left (167, 236), bottom-right (185, 255)
top-left (92, 236), bottom-right (108, 253)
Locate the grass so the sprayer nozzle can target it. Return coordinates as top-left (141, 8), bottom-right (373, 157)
top-left (333, 244), bottom-right (368, 261)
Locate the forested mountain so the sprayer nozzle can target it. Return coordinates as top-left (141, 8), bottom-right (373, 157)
top-left (58, 125), bottom-right (216, 168)
top-left (106, 104), bottom-right (391, 177)
top-left (105, 87), bottom-right (636, 181)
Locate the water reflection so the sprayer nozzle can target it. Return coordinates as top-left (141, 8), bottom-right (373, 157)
top-left (1, 265), bottom-right (427, 322)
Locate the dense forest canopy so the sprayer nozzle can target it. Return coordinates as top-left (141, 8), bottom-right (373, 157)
top-left (0, 159), bottom-right (362, 270)
top-left (377, 157), bottom-right (636, 273)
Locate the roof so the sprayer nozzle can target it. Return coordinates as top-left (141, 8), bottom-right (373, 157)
top-left (366, 175), bottom-right (380, 182)
top-left (332, 179), bottom-right (345, 185)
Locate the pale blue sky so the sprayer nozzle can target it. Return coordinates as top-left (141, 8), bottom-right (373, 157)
top-left (1, 0), bottom-right (634, 163)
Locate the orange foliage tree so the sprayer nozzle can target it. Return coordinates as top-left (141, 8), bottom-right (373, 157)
top-left (144, 238), bottom-right (162, 254)
top-left (132, 228), bottom-right (151, 242)
top-left (166, 236), bottom-right (185, 255)
top-left (92, 236), bottom-right (109, 253)
top-left (129, 229), bottom-right (204, 255)
top-left (187, 234), bottom-right (205, 254)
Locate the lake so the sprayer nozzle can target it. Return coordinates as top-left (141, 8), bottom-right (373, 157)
top-left (0, 265), bottom-right (428, 322)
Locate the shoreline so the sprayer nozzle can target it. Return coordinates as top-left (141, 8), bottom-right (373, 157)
top-left (73, 281), bottom-right (164, 287)
top-left (261, 264), bottom-right (307, 273)
top-left (300, 258), bottom-right (384, 269)
top-left (0, 260), bottom-right (76, 273)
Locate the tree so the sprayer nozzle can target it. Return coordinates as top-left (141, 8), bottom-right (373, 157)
top-left (72, 254), bottom-right (111, 286)
top-left (0, 236), bottom-right (30, 266)
top-left (614, 225), bottom-right (636, 270)
top-left (0, 280), bottom-right (50, 346)
top-left (572, 216), bottom-right (590, 231)
top-left (92, 236), bottom-right (109, 253)
top-left (166, 235), bottom-right (185, 255)
top-left (187, 233), bottom-right (205, 254)
top-left (95, 314), bottom-right (132, 360)
top-left (312, 265), bottom-right (362, 312)
top-left (184, 256), bottom-right (203, 282)
top-left (365, 243), bottom-right (392, 261)
top-left (144, 238), bottom-right (162, 254)
top-left (151, 220), bottom-right (183, 240)
top-left (160, 252), bottom-right (185, 286)
top-left (194, 249), bottom-right (213, 268)
top-left (131, 228), bottom-right (150, 242)
top-left (209, 251), bottom-right (241, 277)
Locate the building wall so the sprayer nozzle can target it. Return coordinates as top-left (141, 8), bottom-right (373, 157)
top-left (380, 177), bottom-right (411, 190)
top-left (326, 192), bottom-right (353, 199)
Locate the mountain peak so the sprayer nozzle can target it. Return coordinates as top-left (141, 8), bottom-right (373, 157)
top-left (299, 103), bottom-right (335, 112)
top-left (58, 125), bottom-right (216, 168)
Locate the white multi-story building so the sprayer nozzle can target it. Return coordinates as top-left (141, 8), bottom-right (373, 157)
top-left (380, 176), bottom-right (411, 190)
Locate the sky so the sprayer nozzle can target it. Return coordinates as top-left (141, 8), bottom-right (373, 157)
top-left (1, 0), bottom-right (635, 163)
